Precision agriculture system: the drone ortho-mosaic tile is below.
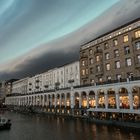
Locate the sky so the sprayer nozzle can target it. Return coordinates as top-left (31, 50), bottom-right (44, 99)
top-left (0, 0), bottom-right (140, 80)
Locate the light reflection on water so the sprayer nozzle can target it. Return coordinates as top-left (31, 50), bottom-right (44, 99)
top-left (0, 111), bottom-right (139, 140)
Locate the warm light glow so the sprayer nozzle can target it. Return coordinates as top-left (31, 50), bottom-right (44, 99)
top-left (82, 100), bottom-right (87, 107)
top-left (66, 100), bottom-right (70, 106)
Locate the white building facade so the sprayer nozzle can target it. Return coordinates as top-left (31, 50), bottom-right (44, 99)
top-left (12, 78), bottom-right (29, 95)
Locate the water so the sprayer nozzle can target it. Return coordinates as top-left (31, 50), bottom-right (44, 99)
top-left (0, 111), bottom-right (140, 140)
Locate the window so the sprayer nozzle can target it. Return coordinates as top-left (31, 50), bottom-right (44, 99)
top-left (89, 49), bottom-right (93, 55)
top-left (106, 63), bottom-right (110, 71)
top-left (96, 65), bottom-right (101, 72)
top-left (125, 58), bottom-right (132, 66)
top-left (90, 68), bottom-right (94, 74)
top-left (90, 79), bottom-right (95, 84)
top-left (82, 60), bottom-right (85, 66)
top-left (115, 61), bottom-right (120, 69)
top-left (124, 46), bottom-right (130, 54)
top-left (123, 35), bottom-right (129, 42)
top-left (104, 43), bottom-right (109, 49)
top-left (116, 74), bottom-right (122, 80)
top-left (82, 69), bottom-right (85, 76)
top-left (114, 49), bottom-right (119, 57)
top-left (105, 53), bottom-right (110, 60)
top-left (135, 42), bottom-right (140, 50)
top-left (89, 58), bottom-right (93, 64)
top-left (113, 39), bottom-right (118, 46)
top-left (96, 46), bottom-right (100, 50)
top-left (98, 77), bottom-right (103, 82)
top-left (137, 55), bottom-right (140, 63)
top-left (135, 30), bottom-right (140, 38)
top-left (96, 55), bottom-right (100, 62)
top-left (107, 76), bottom-right (111, 81)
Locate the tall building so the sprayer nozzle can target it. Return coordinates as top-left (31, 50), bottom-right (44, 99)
top-left (80, 18), bottom-right (140, 85)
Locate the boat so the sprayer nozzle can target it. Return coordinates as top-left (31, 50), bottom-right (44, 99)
top-left (0, 117), bottom-right (11, 130)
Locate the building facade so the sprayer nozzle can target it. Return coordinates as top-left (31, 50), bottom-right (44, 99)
top-left (12, 78), bottom-right (29, 95)
top-left (5, 19), bottom-right (140, 121)
top-left (80, 18), bottom-right (140, 85)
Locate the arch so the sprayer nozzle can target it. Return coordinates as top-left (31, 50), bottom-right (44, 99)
top-left (66, 93), bottom-right (70, 107)
top-left (61, 93), bottom-right (65, 107)
top-left (119, 87), bottom-right (128, 94)
top-left (97, 89), bottom-right (105, 108)
top-left (81, 91), bottom-right (87, 108)
top-left (56, 94), bottom-right (60, 107)
top-left (119, 87), bottom-right (129, 109)
top-left (132, 86), bottom-right (140, 109)
top-left (89, 90), bottom-right (95, 107)
top-left (107, 88), bottom-right (116, 108)
top-left (74, 92), bottom-right (80, 108)
top-left (48, 94), bottom-right (51, 107)
top-left (40, 95), bottom-right (43, 106)
top-left (44, 95), bottom-right (47, 107)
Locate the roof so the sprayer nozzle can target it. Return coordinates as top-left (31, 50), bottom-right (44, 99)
top-left (82, 17), bottom-right (140, 46)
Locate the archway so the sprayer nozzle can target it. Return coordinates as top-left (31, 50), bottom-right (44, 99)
top-left (119, 87), bottom-right (129, 109)
top-left (107, 88), bottom-right (116, 108)
top-left (89, 91), bottom-right (95, 108)
top-left (98, 89), bottom-right (105, 108)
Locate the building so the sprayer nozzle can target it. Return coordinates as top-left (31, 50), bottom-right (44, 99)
top-left (0, 81), bottom-right (5, 104)
top-left (80, 18), bottom-right (140, 85)
top-left (27, 61), bottom-right (80, 94)
top-left (5, 19), bottom-right (140, 121)
top-left (4, 79), bottom-right (18, 96)
top-left (12, 78), bottom-right (29, 95)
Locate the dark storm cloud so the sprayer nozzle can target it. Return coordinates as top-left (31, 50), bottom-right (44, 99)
top-left (0, 0), bottom-right (140, 80)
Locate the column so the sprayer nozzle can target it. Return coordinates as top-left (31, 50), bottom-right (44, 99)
top-left (115, 92), bottom-right (120, 109)
top-left (50, 95), bottom-right (53, 107)
top-left (104, 91), bottom-right (108, 109)
top-left (64, 94), bottom-right (67, 108)
top-left (128, 92), bottom-right (133, 110)
top-left (79, 94), bottom-right (82, 108)
top-left (70, 93), bottom-right (74, 108)
top-left (54, 95), bottom-right (57, 107)
top-left (95, 93), bottom-right (98, 109)
top-left (87, 94), bottom-right (89, 108)
top-left (60, 95), bottom-right (62, 107)
top-left (42, 95), bottom-right (45, 107)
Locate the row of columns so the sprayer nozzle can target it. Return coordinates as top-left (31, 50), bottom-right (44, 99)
top-left (6, 88), bottom-right (139, 111)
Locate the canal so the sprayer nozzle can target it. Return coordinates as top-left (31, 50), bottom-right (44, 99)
top-left (0, 111), bottom-right (140, 140)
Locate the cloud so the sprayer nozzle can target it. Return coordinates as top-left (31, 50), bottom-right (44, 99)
top-left (0, 0), bottom-right (140, 80)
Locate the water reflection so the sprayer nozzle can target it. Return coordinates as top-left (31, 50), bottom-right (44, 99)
top-left (0, 111), bottom-right (140, 140)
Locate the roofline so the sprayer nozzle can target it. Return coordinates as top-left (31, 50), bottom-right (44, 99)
top-left (81, 17), bottom-right (140, 47)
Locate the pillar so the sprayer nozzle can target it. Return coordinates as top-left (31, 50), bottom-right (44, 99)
top-left (87, 94), bottom-right (89, 108)
top-left (115, 92), bottom-right (120, 110)
top-left (95, 93), bottom-right (98, 109)
top-left (128, 92), bottom-right (133, 110)
top-left (104, 91), bottom-right (108, 109)
top-left (79, 94), bottom-right (82, 108)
